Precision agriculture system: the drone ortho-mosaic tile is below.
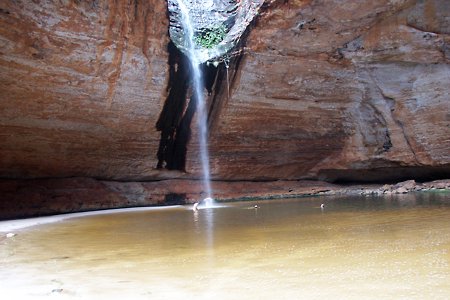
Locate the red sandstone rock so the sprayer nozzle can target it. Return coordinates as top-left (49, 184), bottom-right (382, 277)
top-left (0, 0), bottom-right (169, 180)
top-left (0, 0), bottom-right (449, 184)
top-left (207, 0), bottom-right (450, 181)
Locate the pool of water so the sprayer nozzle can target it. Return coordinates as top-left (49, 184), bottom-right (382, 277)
top-left (1, 192), bottom-right (450, 299)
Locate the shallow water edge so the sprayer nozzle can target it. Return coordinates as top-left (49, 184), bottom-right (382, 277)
top-left (0, 178), bottom-right (448, 220)
top-left (0, 206), bottom-right (184, 233)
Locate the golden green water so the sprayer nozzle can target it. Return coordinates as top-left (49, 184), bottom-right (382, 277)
top-left (1, 192), bottom-right (450, 299)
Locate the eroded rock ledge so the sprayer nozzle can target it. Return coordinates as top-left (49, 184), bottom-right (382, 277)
top-left (1, 177), bottom-right (448, 220)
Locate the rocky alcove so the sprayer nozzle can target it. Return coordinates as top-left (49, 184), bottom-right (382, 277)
top-left (0, 0), bottom-right (449, 219)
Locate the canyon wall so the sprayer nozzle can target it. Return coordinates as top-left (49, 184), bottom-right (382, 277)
top-left (0, 0), bottom-right (449, 183)
top-left (0, 0), bottom-right (169, 180)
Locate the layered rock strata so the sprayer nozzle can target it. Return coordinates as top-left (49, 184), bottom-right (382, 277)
top-left (0, 0), bottom-right (449, 216)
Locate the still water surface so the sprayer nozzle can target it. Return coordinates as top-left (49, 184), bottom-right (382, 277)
top-left (1, 192), bottom-right (450, 299)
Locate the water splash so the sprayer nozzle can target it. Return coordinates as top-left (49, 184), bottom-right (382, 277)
top-left (174, 0), bottom-right (213, 203)
top-left (203, 197), bottom-right (214, 207)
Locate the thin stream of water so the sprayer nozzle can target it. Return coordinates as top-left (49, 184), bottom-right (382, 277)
top-left (176, 0), bottom-right (213, 203)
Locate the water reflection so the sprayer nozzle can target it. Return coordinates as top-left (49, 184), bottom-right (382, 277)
top-left (192, 207), bottom-right (215, 250)
top-left (0, 192), bottom-right (449, 299)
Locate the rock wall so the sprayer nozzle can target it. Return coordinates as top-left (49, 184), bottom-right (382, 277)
top-left (0, 0), bottom-right (169, 180)
top-left (205, 0), bottom-right (450, 181)
top-left (0, 0), bottom-right (449, 183)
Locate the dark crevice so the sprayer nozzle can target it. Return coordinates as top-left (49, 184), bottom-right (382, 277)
top-left (156, 43), bottom-right (228, 171)
top-left (319, 166), bottom-right (450, 184)
top-left (206, 19), bottom-right (252, 131)
top-left (156, 42), bottom-right (191, 170)
top-left (382, 129), bottom-right (393, 152)
top-left (203, 63), bottom-right (221, 96)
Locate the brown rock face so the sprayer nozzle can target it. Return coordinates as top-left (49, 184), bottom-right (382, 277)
top-left (1, 0), bottom-right (449, 183)
top-left (205, 0), bottom-right (450, 182)
top-left (0, 0), bottom-right (169, 180)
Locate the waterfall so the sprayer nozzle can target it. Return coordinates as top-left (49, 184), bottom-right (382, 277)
top-left (175, 0), bottom-right (213, 203)
top-left (167, 0), bottom-right (264, 206)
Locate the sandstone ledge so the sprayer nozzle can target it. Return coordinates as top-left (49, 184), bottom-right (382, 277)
top-left (0, 178), bottom-right (448, 220)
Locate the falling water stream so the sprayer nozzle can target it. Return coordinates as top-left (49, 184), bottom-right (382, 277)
top-left (168, 0), bottom-right (265, 206)
top-left (175, 0), bottom-right (213, 202)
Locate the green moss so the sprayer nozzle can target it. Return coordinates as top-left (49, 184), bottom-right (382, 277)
top-left (194, 25), bottom-right (227, 49)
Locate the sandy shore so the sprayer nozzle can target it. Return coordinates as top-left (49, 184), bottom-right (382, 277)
top-left (0, 205), bottom-right (184, 233)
